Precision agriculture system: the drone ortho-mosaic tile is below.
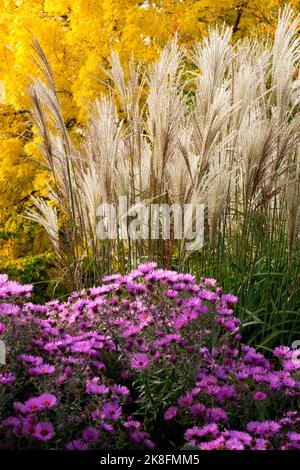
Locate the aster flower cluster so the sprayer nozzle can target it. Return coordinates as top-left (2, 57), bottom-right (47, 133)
top-left (0, 264), bottom-right (299, 450)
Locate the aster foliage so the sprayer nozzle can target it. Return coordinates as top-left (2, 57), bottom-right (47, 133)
top-left (0, 264), bottom-right (299, 450)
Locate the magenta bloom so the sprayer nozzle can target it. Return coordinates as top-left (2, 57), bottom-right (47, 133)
top-left (14, 402), bottom-right (28, 414)
top-left (184, 423), bottom-right (219, 440)
top-left (166, 289), bottom-right (178, 299)
top-left (253, 438), bottom-right (269, 450)
top-left (190, 403), bottom-right (206, 419)
top-left (0, 323), bottom-right (5, 334)
top-left (66, 439), bottom-right (88, 450)
top-left (24, 397), bottom-right (44, 413)
top-left (273, 346), bottom-right (291, 358)
top-left (130, 353), bottom-right (149, 370)
top-left (102, 402), bottom-right (122, 421)
top-left (130, 431), bottom-right (149, 443)
top-left (247, 421), bottom-right (281, 437)
top-left (178, 393), bottom-right (193, 408)
top-left (253, 391), bottom-right (267, 401)
top-left (138, 261), bottom-right (157, 274)
top-left (23, 421), bottom-right (36, 437)
top-left (19, 354), bottom-right (44, 366)
top-left (199, 436), bottom-right (225, 450)
top-left (39, 393), bottom-right (57, 409)
top-left (123, 417), bottom-right (141, 430)
top-left (2, 416), bottom-right (21, 430)
top-left (112, 384), bottom-right (130, 396)
top-left (86, 377), bottom-right (109, 395)
top-left (221, 293), bottom-right (238, 304)
top-left (205, 407), bottom-right (228, 423)
top-left (164, 407), bottom-right (178, 421)
top-left (287, 432), bottom-right (300, 443)
top-left (34, 422), bottom-right (55, 441)
top-left (82, 427), bottom-right (100, 443)
top-left (144, 438), bottom-right (156, 449)
top-left (29, 364), bottom-right (55, 376)
top-left (0, 372), bottom-right (15, 386)
top-left (225, 437), bottom-right (245, 450)
top-left (101, 422), bottom-right (114, 433)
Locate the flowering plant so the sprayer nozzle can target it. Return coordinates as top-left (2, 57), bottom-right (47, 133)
top-left (0, 266), bottom-right (299, 450)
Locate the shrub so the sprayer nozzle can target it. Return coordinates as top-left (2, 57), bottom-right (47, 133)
top-left (0, 263), bottom-right (299, 450)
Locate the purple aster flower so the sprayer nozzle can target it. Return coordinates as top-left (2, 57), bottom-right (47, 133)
top-left (253, 438), bottom-right (269, 450)
top-left (130, 431), bottom-right (149, 443)
top-left (0, 303), bottom-right (20, 315)
top-left (24, 397), bottom-right (44, 413)
top-left (253, 391), bottom-right (267, 401)
top-left (29, 364), bottom-right (55, 376)
top-left (71, 340), bottom-right (93, 353)
top-left (66, 439), bottom-right (88, 450)
top-left (82, 427), bottom-right (100, 443)
top-left (123, 417), bottom-right (141, 430)
top-left (283, 359), bottom-right (300, 371)
top-left (164, 407), bottom-right (178, 420)
top-left (178, 393), bottom-right (193, 408)
top-left (23, 420), bottom-right (37, 437)
top-left (34, 422), bottom-right (55, 441)
top-left (198, 289), bottom-right (218, 302)
top-left (0, 273), bottom-right (8, 285)
top-left (205, 407), bottom-right (228, 423)
top-left (91, 360), bottom-right (105, 371)
top-left (138, 262), bottom-right (157, 274)
top-left (39, 393), bottom-right (57, 409)
top-left (18, 354), bottom-right (44, 366)
top-left (229, 431), bottom-right (252, 446)
top-left (112, 384), bottom-right (130, 396)
top-left (216, 305), bottom-right (233, 316)
top-left (144, 438), bottom-right (156, 449)
top-left (201, 277), bottom-right (217, 287)
top-left (184, 423), bottom-right (218, 440)
top-left (165, 289), bottom-right (178, 299)
top-left (101, 422), bottom-right (114, 433)
top-left (0, 372), bottom-right (15, 386)
top-left (102, 402), bottom-right (122, 421)
top-left (287, 432), bottom-right (300, 443)
top-left (13, 402), bottom-right (28, 414)
top-left (199, 436), bottom-right (225, 450)
top-left (126, 281), bottom-right (147, 295)
top-left (225, 437), bottom-right (244, 450)
top-left (86, 377), bottom-right (109, 395)
top-left (273, 346), bottom-right (291, 358)
top-left (282, 376), bottom-right (296, 388)
top-left (130, 353), bottom-right (149, 370)
top-left (216, 384), bottom-right (236, 402)
top-left (2, 416), bottom-right (21, 431)
top-left (221, 293), bottom-right (238, 304)
top-left (247, 421), bottom-right (281, 437)
top-left (190, 403), bottom-right (206, 419)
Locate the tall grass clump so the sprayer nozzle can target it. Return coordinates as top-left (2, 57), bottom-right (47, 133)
top-left (25, 5), bottom-right (300, 347)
